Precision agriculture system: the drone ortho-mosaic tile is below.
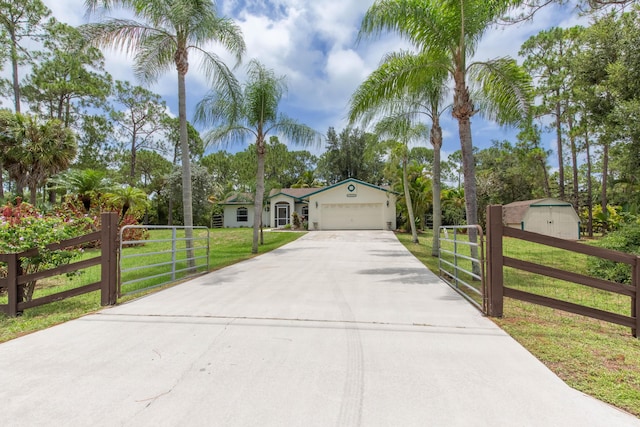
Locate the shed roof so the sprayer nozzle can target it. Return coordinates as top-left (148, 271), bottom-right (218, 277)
top-left (503, 198), bottom-right (573, 224)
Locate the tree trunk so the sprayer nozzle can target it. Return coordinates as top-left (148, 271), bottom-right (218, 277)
top-left (403, 155), bottom-right (418, 243)
top-left (10, 29), bottom-right (20, 113)
top-left (601, 138), bottom-right (609, 218)
top-left (568, 113), bottom-right (579, 211)
top-left (585, 129), bottom-right (593, 238)
top-left (555, 99), bottom-right (564, 200)
top-left (253, 136), bottom-right (266, 254)
top-left (0, 165), bottom-right (4, 199)
top-left (452, 70), bottom-right (480, 276)
top-left (130, 132), bottom-right (137, 186)
top-left (177, 71), bottom-right (195, 268)
top-left (29, 183), bottom-right (37, 205)
top-left (431, 120), bottom-right (442, 257)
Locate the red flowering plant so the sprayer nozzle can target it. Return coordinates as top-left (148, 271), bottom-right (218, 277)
top-left (0, 198), bottom-right (94, 302)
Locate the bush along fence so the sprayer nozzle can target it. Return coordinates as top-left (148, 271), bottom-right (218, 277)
top-left (485, 205), bottom-right (640, 338)
top-left (0, 212), bottom-right (118, 317)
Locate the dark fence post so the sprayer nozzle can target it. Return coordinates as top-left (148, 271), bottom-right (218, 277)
top-left (486, 205), bottom-right (504, 317)
top-left (7, 253), bottom-right (19, 317)
top-left (634, 257), bottom-right (640, 338)
top-left (100, 212), bottom-right (118, 306)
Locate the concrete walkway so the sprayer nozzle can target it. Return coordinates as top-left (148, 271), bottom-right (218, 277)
top-left (1, 231), bottom-right (638, 426)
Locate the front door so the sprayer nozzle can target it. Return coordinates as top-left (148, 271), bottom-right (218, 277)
top-left (276, 204), bottom-right (290, 227)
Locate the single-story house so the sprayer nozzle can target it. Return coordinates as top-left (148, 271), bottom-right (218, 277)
top-left (503, 198), bottom-right (580, 240)
top-left (269, 178), bottom-right (397, 230)
top-left (218, 193), bottom-right (270, 228)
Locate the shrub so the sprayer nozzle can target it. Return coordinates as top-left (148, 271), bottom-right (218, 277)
top-left (587, 223), bottom-right (640, 284)
top-left (0, 199), bottom-right (94, 301)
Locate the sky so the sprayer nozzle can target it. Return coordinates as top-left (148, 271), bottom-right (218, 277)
top-left (39, 0), bottom-right (586, 161)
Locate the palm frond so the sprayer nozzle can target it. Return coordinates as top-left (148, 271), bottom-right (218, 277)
top-left (468, 57), bottom-right (533, 126)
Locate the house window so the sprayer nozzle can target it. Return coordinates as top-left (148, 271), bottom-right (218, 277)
top-left (302, 205), bottom-right (309, 217)
top-left (237, 207), bottom-right (248, 222)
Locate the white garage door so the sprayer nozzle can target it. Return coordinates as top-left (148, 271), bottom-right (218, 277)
top-left (321, 203), bottom-right (383, 230)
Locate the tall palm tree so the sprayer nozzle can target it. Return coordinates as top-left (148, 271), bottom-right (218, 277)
top-left (349, 50), bottom-right (449, 256)
top-left (83, 0), bottom-right (245, 264)
top-left (359, 0), bottom-right (531, 257)
top-left (375, 116), bottom-right (428, 243)
top-left (195, 59), bottom-right (319, 254)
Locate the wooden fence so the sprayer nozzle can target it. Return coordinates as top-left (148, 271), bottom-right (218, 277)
top-left (0, 212), bottom-right (118, 317)
top-left (486, 205), bottom-right (640, 337)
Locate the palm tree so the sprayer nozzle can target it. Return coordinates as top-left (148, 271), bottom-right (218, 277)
top-left (359, 0), bottom-right (531, 261)
top-left (375, 116), bottom-right (428, 243)
top-left (349, 50), bottom-right (449, 256)
top-left (106, 185), bottom-right (150, 220)
top-left (51, 169), bottom-right (112, 211)
top-left (195, 59), bottom-right (319, 253)
top-left (0, 112), bottom-right (77, 204)
top-left (83, 0), bottom-right (245, 265)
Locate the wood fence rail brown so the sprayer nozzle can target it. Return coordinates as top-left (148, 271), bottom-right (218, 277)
top-left (486, 205), bottom-right (640, 338)
top-left (0, 212), bottom-right (118, 317)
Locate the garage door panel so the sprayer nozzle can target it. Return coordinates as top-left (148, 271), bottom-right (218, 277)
top-left (321, 203), bottom-right (383, 230)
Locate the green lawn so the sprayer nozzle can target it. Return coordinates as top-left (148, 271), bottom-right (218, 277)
top-left (397, 230), bottom-right (640, 418)
top-left (0, 228), bottom-right (303, 343)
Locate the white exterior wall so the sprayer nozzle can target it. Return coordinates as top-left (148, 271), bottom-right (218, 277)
top-left (223, 205), bottom-right (270, 228)
top-left (522, 205), bottom-right (580, 240)
top-left (307, 182), bottom-right (396, 230)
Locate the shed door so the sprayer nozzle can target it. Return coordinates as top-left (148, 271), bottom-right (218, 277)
top-left (321, 203), bottom-right (383, 230)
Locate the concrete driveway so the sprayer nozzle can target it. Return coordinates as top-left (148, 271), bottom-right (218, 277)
top-left (1, 231), bottom-right (638, 426)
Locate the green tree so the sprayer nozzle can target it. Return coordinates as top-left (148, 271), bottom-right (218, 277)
top-left (84, 0), bottom-right (246, 264)
top-left (109, 81), bottom-right (168, 185)
top-left (51, 168), bottom-right (112, 211)
top-left (316, 127), bottom-right (385, 185)
top-left (0, 111), bottom-right (76, 204)
top-left (376, 116), bottom-right (428, 243)
top-left (348, 50), bottom-right (449, 256)
top-left (195, 59), bottom-right (318, 253)
top-left (22, 20), bottom-right (112, 127)
top-left (359, 0), bottom-right (532, 267)
top-left (0, 0), bottom-right (50, 113)
top-left (106, 184), bottom-right (150, 220)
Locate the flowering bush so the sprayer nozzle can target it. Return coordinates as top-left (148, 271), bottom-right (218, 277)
top-left (0, 199), bottom-right (94, 302)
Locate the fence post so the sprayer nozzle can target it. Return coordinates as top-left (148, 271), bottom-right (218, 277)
top-left (634, 257), bottom-right (640, 338)
top-left (485, 205), bottom-right (504, 317)
top-left (7, 253), bottom-right (19, 317)
top-left (100, 212), bottom-right (118, 306)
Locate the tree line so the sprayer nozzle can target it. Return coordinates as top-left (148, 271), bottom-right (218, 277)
top-left (1, 0), bottom-right (639, 254)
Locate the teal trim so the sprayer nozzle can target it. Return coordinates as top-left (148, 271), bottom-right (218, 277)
top-left (302, 178), bottom-right (399, 199)
top-left (530, 203), bottom-right (571, 207)
top-left (520, 221), bottom-right (524, 230)
top-left (267, 192), bottom-right (307, 202)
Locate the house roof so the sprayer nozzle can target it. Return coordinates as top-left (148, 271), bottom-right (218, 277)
top-left (503, 198), bottom-right (573, 223)
top-left (219, 192), bottom-right (254, 205)
top-left (268, 187), bottom-right (322, 201)
top-left (301, 178), bottom-right (396, 199)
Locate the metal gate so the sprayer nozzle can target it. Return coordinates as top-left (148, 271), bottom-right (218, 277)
top-left (438, 225), bottom-right (486, 312)
top-left (119, 225), bottom-right (209, 297)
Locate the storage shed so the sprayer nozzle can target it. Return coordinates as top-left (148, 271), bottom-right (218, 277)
top-left (503, 198), bottom-right (580, 240)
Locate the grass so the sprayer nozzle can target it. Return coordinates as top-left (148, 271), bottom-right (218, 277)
top-left (0, 228), bottom-right (303, 343)
top-left (397, 229), bottom-right (640, 418)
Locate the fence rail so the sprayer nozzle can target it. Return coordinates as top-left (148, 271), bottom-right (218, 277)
top-left (486, 205), bottom-right (639, 337)
top-left (118, 225), bottom-right (209, 297)
top-left (0, 212), bottom-right (118, 317)
top-left (438, 225), bottom-right (486, 312)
